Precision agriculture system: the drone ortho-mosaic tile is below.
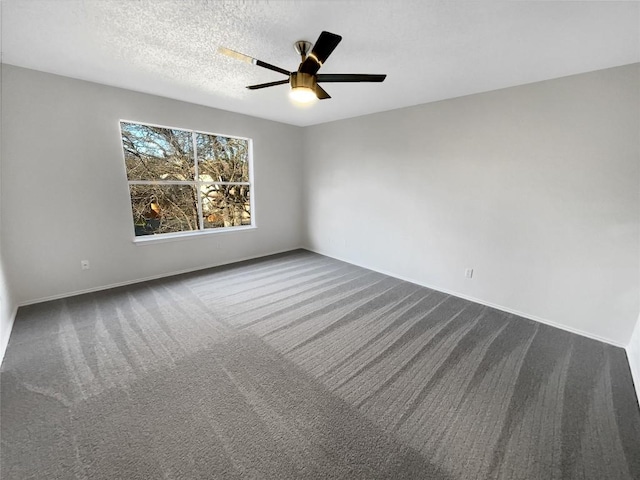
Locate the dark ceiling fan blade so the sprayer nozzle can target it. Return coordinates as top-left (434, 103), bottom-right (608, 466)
top-left (299, 31), bottom-right (342, 75)
top-left (317, 74), bottom-right (387, 83)
top-left (314, 84), bottom-right (331, 100)
top-left (255, 59), bottom-right (291, 76)
top-left (218, 47), bottom-right (290, 76)
top-left (246, 79), bottom-right (290, 90)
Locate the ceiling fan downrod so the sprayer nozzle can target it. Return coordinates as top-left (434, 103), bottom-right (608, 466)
top-left (294, 40), bottom-right (313, 62)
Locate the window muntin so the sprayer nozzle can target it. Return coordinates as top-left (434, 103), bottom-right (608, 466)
top-left (120, 121), bottom-right (253, 237)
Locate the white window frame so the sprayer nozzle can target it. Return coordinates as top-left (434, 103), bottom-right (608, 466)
top-left (119, 120), bottom-right (255, 244)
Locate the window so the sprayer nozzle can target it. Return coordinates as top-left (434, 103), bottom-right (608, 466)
top-left (120, 121), bottom-right (253, 238)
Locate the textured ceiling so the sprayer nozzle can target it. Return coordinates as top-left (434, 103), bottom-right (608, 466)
top-left (2, 0), bottom-right (639, 126)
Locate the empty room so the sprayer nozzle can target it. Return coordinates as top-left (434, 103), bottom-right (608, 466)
top-left (1, 1), bottom-right (639, 479)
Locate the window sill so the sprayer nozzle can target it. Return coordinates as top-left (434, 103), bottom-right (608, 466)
top-left (133, 225), bottom-right (256, 246)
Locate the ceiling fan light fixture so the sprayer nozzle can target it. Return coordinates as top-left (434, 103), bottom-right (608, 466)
top-left (289, 72), bottom-right (318, 105)
top-left (289, 86), bottom-right (317, 104)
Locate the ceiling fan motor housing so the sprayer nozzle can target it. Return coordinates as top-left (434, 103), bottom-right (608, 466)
top-left (290, 72), bottom-right (317, 90)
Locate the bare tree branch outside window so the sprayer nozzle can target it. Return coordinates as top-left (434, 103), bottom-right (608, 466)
top-left (120, 122), bottom-right (252, 237)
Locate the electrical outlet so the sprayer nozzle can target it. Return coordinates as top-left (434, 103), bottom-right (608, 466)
top-left (81, 260), bottom-right (90, 270)
top-left (465, 268), bottom-right (473, 279)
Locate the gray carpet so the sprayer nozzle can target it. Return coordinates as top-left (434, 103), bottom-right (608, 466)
top-left (1, 250), bottom-right (639, 479)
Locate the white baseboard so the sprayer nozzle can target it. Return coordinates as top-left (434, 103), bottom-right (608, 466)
top-left (0, 305), bottom-right (18, 368)
top-left (18, 247), bottom-right (304, 307)
top-left (305, 246), bottom-right (626, 349)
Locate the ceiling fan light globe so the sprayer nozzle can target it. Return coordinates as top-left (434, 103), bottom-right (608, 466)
top-left (289, 87), bottom-right (317, 104)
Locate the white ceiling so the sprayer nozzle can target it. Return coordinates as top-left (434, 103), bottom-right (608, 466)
top-left (2, 1), bottom-right (639, 127)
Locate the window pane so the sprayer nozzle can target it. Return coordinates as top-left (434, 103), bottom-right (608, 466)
top-left (201, 184), bottom-right (251, 229)
top-left (121, 123), bottom-right (194, 181)
top-left (196, 134), bottom-right (249, 182)
top-left (129, 184), bottom-right (199, 236)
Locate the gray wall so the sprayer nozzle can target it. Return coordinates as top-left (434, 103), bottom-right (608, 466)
top-left (1, 65), bottom-right (304, 307)
top-left (0, 63), bottom-right (16, 357)
top-left (0, 59), bottom-right (17, 360)
top-left (303, 64), bottom-right (640, 347)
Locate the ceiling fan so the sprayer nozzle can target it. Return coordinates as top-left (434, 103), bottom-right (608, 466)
top-left (219, 31), bottom-right (386, 103)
